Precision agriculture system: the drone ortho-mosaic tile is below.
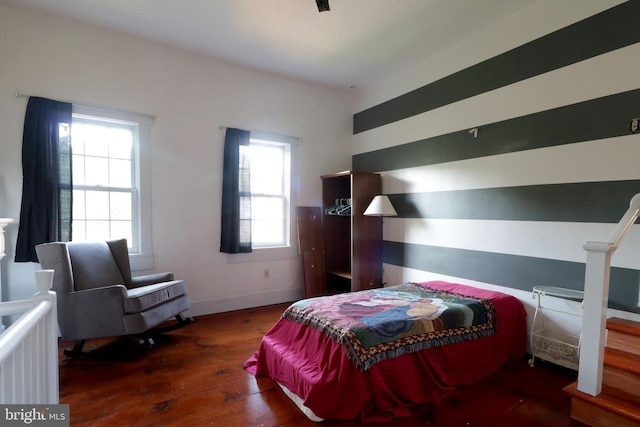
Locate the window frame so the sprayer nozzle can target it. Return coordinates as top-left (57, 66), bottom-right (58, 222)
top-left (248, 137), bottom-right (291, 249)
top-left (71, 105), bottom-right (154, 270)
top-left (226, 131), bottom-right (298, 263)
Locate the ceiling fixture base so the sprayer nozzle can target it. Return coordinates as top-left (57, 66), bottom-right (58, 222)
top-left (316, 0), bottom-right (330, 12)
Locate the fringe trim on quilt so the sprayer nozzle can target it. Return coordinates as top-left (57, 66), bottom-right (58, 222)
top-left (343, 328), bottom-right (496, 371)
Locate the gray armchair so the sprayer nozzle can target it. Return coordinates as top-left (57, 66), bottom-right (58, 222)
top-left (36, 239), bottom-right (191, 357)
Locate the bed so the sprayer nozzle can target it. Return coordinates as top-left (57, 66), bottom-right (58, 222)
top-left (244, 280), bottom-right (527, 422)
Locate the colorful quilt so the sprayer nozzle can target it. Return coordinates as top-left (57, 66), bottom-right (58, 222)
top-left (283, 282), bottom-right (497, 371)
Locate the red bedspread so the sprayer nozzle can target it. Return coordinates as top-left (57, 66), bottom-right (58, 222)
top-left (244, 281), bottom-right (527, 422)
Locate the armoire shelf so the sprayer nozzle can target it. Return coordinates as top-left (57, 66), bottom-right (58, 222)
top-left (321, 170), bottom-right (381, 294)
top-left (330, 271), bottom-right (352, 280)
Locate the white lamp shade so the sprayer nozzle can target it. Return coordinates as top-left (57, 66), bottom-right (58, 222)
top-left (363, 195), bottom-right (397, 217)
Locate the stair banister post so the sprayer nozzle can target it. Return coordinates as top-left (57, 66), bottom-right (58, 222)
top-left (578, 241), bottom-right (612, 396)
top-left (577, 192), bottom-right (640, 397)
top-left (34, 269), bottom-right (58, 403)
top-left (0, 218), bottom-right (12, 328)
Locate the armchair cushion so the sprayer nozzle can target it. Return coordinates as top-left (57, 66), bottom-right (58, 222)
top-left (124, 280), bottom-right (188, 313)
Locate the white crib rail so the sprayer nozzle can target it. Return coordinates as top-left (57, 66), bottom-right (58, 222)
top-left (0, 270), bottom-right (58, 404)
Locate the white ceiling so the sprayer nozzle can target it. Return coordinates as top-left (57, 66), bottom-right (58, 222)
top-left (1, 0), bottom-right (537, 89)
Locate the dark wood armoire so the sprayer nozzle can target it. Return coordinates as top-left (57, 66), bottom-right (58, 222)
top-left (298, 171), bottom-right (382, 297)
top-left (321, 171), bottom-right (381, 293)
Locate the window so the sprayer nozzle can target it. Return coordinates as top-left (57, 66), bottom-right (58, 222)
top-left (71, 116), bottom-right (135, 244)
top-left (248, 135), bottom-right (292, 248)
top-left (70, 106), bottom-right (153, 270)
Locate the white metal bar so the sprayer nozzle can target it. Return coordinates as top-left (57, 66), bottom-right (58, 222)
top-left (16, 92), bottom-right (156, 120)
top-left (219, 125), bottom-right (303, 144)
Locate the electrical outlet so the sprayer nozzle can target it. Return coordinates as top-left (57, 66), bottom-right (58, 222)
top-left (631, 118), bottom-right (640, 133)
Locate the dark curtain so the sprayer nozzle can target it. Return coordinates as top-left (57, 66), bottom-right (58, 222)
top-left (220, 128), bottom-right (252, 253)
top-left (15, 97), bottom-right (73, 262)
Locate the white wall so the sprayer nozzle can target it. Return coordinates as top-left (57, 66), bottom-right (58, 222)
top-left (0, 4), bottom-right (353, 315)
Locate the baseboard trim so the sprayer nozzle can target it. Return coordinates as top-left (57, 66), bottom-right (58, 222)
top-left (186, 287), bottom-right (302, 317)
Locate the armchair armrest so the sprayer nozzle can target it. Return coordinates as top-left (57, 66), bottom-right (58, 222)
top-left (58, 285), bottom-right (129, 340)
top-left (128, 272), bottom-right (175, 288)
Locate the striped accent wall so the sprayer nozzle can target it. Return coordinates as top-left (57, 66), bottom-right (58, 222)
top-left (352, 1), bottom-right (640, 313)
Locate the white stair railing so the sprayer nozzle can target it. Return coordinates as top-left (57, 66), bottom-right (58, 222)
top-left (578, 193), bottom-right (640, 396)
top-left (0, 270), bottom-right (58, 404)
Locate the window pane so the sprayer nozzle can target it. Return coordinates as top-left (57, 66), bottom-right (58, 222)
top-left (110, 192), bottom-right (132, 220)
top-left (252, 197), bottom-right (284, 221)
top-left (84, 156), bottom-right (109, 186)
top-left (83, 125), bottom-right (110, 157)
top-left (252, 168), bottom-right (283, 195)
top-left (108, 128), bottom-right (133, 160)
top-left (85, 220), bottom-right (110, 241)
top-left (110, 158), bottom-right (131, 188)
top-left (85, 190), bottom-right (109, 220)
top-left (252, 220), bottom-right (269, 243)
top-left (111, 221), bottom-right (132, 243)
top-left (73, 220), bottom-right (86, 241)
top-left (73, 190), bottom-right (86, 219)
top-left (252, 196), bottom-right (284, 245)
top-left (255, 219), bottom-right (284, 243)
top-left (72, 154), bottom-right (86, 185)
top-left (250, 144), bottom-right (284, 196)
top-left (252, 218), bottom-right (284, 245)
top-left (71, 125), bottom-right (86, 155)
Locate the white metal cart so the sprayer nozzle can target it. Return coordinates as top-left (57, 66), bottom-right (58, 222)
top-left (529, 285), bottom-right (584, 370)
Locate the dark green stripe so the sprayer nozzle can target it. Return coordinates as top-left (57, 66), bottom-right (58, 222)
top-left (388, 180), bottom-right (640, 223)
top-left (353, 88), bottom-right (640, 173)
top-left (354, 1), bottom-right (640, 134)
top-left (383, 241), bottom-right (640, 313)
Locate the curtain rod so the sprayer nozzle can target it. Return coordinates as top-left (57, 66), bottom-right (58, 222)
top-left (219, 126), bottom-right (302, 143)
top-left (15, 92), bottom-right (157, 121)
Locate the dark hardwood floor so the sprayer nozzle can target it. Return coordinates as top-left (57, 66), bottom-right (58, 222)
top-left (58, 303), bottom-right (586, 426)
